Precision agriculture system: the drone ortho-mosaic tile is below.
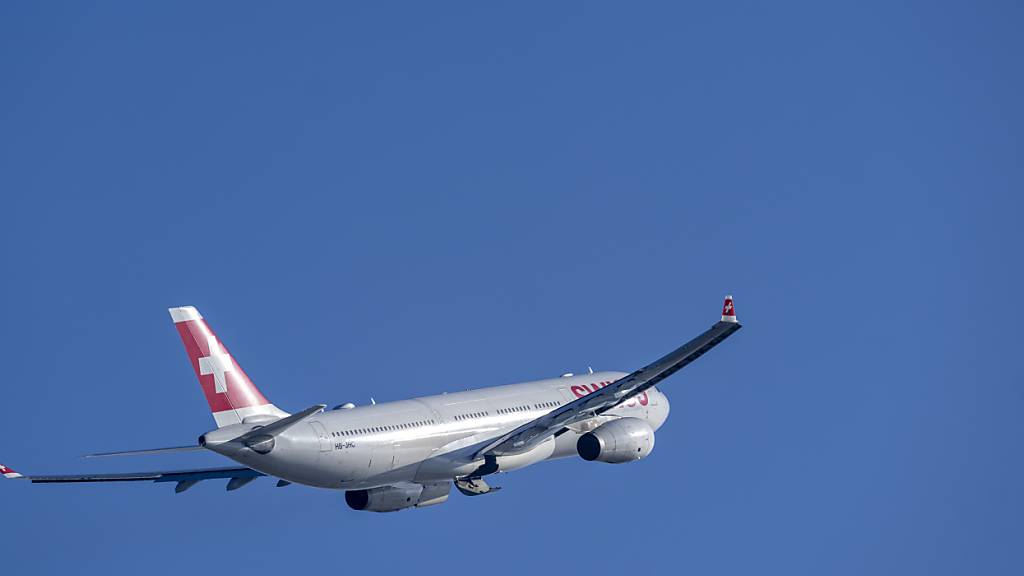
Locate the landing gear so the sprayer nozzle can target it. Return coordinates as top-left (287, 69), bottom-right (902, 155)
top-left (455, 454), bottom-right (501, 496)
top-left (454, 476), bottom-right (501, 496)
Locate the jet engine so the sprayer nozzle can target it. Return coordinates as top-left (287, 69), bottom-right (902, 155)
top-left (345, 481), bottom-right (451, 512)
top-left (576, 417), bottom-right (655, 463)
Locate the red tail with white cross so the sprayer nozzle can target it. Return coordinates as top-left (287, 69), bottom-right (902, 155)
top-left (169, 306), bottom-right (287, 428)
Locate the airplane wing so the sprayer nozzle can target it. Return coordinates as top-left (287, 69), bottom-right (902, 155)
top-left (478, 295), bottom-right (743, 458)
top-left (0, 463), bottom-right (264, 492)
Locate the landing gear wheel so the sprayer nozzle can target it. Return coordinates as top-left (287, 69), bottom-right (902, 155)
top-left (455, 476), bottom-right (501, 496)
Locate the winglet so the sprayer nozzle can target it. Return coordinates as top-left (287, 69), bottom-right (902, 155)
top-left (721, 295), bottom-right (738, 323)
top-left (1, 464), bottom-right (23, 479)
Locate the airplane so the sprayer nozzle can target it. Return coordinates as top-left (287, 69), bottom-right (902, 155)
top-left (1, 296), bottom-right (742, 512)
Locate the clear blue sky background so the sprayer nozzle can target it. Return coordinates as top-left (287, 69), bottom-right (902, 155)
top-left (1, 2), bottom-right (1020, 574)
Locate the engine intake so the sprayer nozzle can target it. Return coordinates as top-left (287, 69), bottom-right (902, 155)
top-left (577, 417), bottom-right (655, 463)
top-left (345, 482), bottom-right (451, 512)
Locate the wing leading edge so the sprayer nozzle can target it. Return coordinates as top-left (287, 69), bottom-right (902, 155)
top-left (479, 295), bottom-right (743, 458)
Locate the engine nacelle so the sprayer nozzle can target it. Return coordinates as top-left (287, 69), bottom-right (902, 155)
top-left (345, 481), bottom-right (451, 512)
top-left (577, 417), bottom-right (655, 463)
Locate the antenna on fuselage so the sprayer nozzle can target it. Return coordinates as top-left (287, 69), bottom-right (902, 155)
top-left (588, 366), bottom-right (594, 374)
top-left (370, 397), bottom-right (376, 405)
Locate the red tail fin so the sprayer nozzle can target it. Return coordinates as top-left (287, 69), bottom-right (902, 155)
top-left (169, 306), bottom-right (287, 427)
top-left (0, 464), bottom-right (22, 479)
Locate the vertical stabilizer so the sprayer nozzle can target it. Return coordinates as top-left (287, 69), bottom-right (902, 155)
top-left (169, 306), bottom-right (287, 427)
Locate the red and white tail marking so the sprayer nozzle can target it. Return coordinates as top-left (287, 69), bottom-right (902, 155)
top-left (721, 295), bottom-right (738, 323)
top-left (0, 464), bottom-right (22, 479)
top-left (169, 306), bottom-right (287, 428)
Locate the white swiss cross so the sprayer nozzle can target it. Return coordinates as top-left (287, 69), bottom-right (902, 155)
top-left (724, 301), bottom-right (734, 315)
top-left (198, 334), bottom-right (233, 393)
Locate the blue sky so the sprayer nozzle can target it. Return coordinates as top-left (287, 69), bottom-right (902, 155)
top-left (1, 2), bottom-right (1020, 574)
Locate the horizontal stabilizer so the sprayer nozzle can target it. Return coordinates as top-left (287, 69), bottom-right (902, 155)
top-left (231, 404), bottom-right (326, 444)
top-left (84, 445), bottom-right (205, 458)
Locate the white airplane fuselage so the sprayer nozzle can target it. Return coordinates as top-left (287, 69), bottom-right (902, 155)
top-left (206, 372), bottom-right (670, 490)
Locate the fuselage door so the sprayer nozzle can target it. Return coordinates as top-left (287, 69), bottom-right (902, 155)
top-left (369, 440), bottom-right (395, 477)
top-left (308, 421), bottom-right (332, 453)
